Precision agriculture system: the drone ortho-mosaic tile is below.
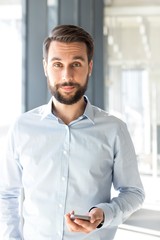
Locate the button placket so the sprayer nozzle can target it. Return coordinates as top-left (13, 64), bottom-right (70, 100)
top-left (56, 125), bottom-right (70, 239)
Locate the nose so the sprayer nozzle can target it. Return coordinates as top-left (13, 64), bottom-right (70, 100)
top-left (62, 67), bottom-right (73, 81)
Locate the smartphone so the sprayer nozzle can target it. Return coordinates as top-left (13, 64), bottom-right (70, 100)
top-left (70, 214), bottom-right (91, 221)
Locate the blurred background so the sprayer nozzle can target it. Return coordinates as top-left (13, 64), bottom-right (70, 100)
top-left (0, 0), bottom-right (160, 239)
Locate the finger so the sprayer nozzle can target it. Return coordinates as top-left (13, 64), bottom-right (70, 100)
top-left (65, 213), bottom-right (86, 232)
top-left (65, 213), bottom-right (74, 225)
top-left (74, 218), bottom-right (97, 232)
top-left (68, 220), bottom-right (86, 232)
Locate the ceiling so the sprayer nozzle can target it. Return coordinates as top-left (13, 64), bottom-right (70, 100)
top-left (104, 0), bottom-right (160, 7)
top-left (104, 0), bottom-right (160, 68)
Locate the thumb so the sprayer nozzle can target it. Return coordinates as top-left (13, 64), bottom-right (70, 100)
top-left (89, 208), bottom-right (104, 224)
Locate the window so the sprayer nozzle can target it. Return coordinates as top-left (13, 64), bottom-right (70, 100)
top-left (104, 3), bottom-right (160, 212)
top-left (0, 1), bottom-right (22, 174)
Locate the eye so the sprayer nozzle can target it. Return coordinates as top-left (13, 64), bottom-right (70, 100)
top-left (72, 62), bottom-right (81, 67)
top-left (53, 62), bottom-right (63, 68)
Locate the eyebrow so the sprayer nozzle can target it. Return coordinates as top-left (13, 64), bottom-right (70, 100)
top-left (73, 56), bottom-right (85, 61)
top-left (50, 56), bottom-right (86, 62)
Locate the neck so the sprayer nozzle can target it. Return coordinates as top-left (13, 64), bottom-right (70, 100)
top-left (52, 97), bottom-right (86, 125)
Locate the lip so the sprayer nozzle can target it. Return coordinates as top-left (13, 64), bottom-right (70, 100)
top-left (61, 86), bottom-right (75, 92)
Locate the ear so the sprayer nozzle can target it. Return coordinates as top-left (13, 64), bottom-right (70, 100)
top-left (43, 59), bottom-right (48, 77)
top-left (89, 60), bottom-right (93, 76)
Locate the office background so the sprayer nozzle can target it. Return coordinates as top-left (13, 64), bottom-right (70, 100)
top-left (0, 0), bottom-right (160, 239)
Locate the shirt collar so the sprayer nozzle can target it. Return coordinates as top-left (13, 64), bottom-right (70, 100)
top-left (41, 98), bottom-right (54, 120)
top-left (41, 96), bottom-right (95, 124)
top-left (83, 96), bottom-right (95, 124)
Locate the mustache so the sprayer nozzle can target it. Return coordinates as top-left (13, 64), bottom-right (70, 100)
top-left (56, 82), bottom-right (80, 88)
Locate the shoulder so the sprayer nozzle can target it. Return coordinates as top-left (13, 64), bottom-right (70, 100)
top-left (10, 104), bottom-right (47, 131)
top-left (92, 105), bottom-right (126, 128)
top-left (20, 104), bottom-right (46, 120)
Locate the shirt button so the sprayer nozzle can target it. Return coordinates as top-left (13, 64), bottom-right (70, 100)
top-left (63, 150), bottom-right (67, 155)
top-left (59, 204), bottom-right (63, 208)
top-left (62, 177), bottom-right (65, 181)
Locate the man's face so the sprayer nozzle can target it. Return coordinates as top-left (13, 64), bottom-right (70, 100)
top-left (43, 41), bottom-right (93, 105)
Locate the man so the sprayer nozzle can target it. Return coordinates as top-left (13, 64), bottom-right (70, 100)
top-left (0, 25), bottom-right (144, 240)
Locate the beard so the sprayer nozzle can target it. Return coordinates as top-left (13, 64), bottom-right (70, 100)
top-left (47, 75), bottom-right (89, 105)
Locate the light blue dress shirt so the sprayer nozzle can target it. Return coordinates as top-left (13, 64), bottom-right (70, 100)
top-left (0, 96), bottom-right (145, 240)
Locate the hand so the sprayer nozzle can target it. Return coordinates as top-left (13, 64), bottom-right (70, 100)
top-left (65, 208), bottom-right (104, 234)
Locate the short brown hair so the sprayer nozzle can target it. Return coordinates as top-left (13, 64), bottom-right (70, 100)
top-left (43, 25), bottom-right (94, 63)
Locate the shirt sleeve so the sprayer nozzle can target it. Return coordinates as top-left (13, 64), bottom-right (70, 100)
top-left (0, 123), bottom-right (23, 240)
top-left (95, 121), bottom-right (145, 227)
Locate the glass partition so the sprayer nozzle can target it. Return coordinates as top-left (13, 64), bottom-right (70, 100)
top-left (104, 5), bottom-right (160, 210)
